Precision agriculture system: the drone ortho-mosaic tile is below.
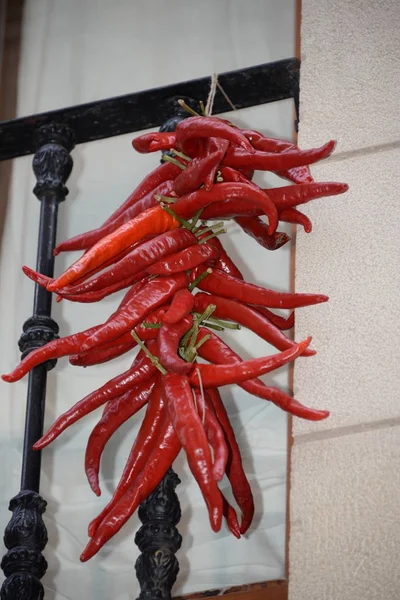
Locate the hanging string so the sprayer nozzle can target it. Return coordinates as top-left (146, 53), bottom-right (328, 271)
top-left (205, 72), bottom-right (218, 116)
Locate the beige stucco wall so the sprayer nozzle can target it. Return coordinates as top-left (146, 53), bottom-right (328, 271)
top-left (289, 1), bottom-right (400, 599)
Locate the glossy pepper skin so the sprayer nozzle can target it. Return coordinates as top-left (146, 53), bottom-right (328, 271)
top-left (192, 266), bottom-right (329, 309)
top-left (175, 116), bottom-right (255, 156)
top-left (207, 388), bottom-right (254, 535)
top-left (48, 206), bottom-right (180, 291)
top-left (162, 373), bottom-right (223, 532)
top-left (80, 413), bottom-right (181, 562)
top-left (147, 242), bottom-right (220, 276)
top-left (223, 140), bottom-right (335, 171)
top-left (196, 329), bottom-right (329, 422)
top-left (193, 292), bottom-right (315, 356)
top-left (33, 343), bottom-right (159, 451)
top-left (158, 315), bottom-right (194, 375)
top-left (192, 389), bottom-right (228, 482)
top-left (173, 182), bottom-right (278, 235)
top-left (88, 379), bottom-right (166, 537)
top-left (81, 272), bottom-right (189, 351)
top-left (162, 289), bottom-right (194, 324)
top-left (84, 375), bottom-right (157, 496)
top-left (190, 338), bottom-right (311, 388)
top-left (235, 216), bottom-right (290, 251)
top-left (60, 228), bottom-right (196, 296)
top-left (53, 180), bottom-right (176, 254)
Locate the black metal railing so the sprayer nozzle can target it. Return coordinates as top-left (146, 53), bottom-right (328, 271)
top-left (0, 58), bottom-right (299, 600)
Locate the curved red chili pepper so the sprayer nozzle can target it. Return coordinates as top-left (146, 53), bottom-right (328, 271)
top-left (85, 375), bottom-right (157, 496)
top-left (132, 132), bottom-right (177, 154)
top-left (162, 289), bottom-right (194, 324)
top-left (280, 208), bottom-right (312, 233)
top-left (268, 182), bottom-right (348, 211)
top-left (173, 182), bottom-right (278, 235)
top-left (88, 379), bottom-right (166, 537)
top-left (190, 337), bottom-right (311, 388)
top-left (146, 242), bottom-right (220, 276)
top-left (175, 116), bottom-right (255, 156)
top-left (81, 272), bottom-right (189, 352)
top-left (252, 306), bottom-right (294, 331)
top-left (193, 292), bottom-right (314, 356)
top-left (80, 414), bottom-right (181, 561)
top-left (235, 216), bottom-right (290, 251)
top-left (54, 180), bottom-right (177, 255)
top-left (34, 343), bottom-right (158, 451)
top-left (100, 162), bottom-right (182, 229)
top-left (60, 229), bottom-right (195, 296)
top-left (158, 315), bottom-right (194, 375)
top-left (207, 388), bottom-right (254, 534)
top-left (191, 267), bottom-right (328, 309)
top-left (162, 373), bottom-right (223, 532)
top-left (196, 329), bottom-right (328, 421)
top-left (223, 140), bottom-right (335, 171)
top-left (173, 150), bottom-right (224, 196)
top-left (48, 207), bottom-right (180, 291)
top-left (192, 388), bottom-right (228, 482)
top-left (221, 492), bottom-right (241, 539)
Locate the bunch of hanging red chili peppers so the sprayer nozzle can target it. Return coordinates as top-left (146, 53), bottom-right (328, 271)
top-left (2, 107), bottom-right (348, 562)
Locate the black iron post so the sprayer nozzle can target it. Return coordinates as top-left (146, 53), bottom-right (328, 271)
top-left (1, 123), bottom-right (75, 600)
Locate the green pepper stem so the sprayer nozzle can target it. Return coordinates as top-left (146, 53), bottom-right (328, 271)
top-left (178, 99), bottom-right (200, 116)
top-left (170, 148), bottom-right (192, 162)
top-left (154, 194), bottom-right (176, 204)
top-left (199, 100), bottom-right (206, 116)
top-left (206, 316), bottom-right (241, 330)
top-left (188, 268), bottom-right (213, 292)
top-left (140, 322), bottom-right (162, 329)
top-left (160, 203), bottom-right (192, 230)
top-left (198, 229), bottom-right (226, 244)
top-left (189, 208), bottom-right (204, 231)
top-left (199, 322), bottom-right (224, 331)
top-left (130, 330), bottom-right (167, 375)
top-left (195, 333), bottom-right (211, 351)
top-left (161, 154), bottom-right (187, 170)
top-left (194, 223), bottom-right (224, 237)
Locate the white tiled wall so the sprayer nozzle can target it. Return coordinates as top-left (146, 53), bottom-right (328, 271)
top-left (289, 1), bottom-right (400, 598)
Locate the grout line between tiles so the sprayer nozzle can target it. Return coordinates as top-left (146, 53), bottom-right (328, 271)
top-left (294, 416), bottom-right (400, 446)
top-left (321, 140), bottom-right (400, 164)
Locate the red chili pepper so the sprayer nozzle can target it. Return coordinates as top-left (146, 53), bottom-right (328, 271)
top-left (268, 182), bottom-right (348, 211)
top-left (192, 389), bottom-right (228, 482)
top-left (88, 378), bottom-right (166, 537)
top-left (252, 306), bottom-right (294, 331)
top-left (192, 267), bottom-right (328, 309)
top-left (193, 292), bottom-right (314, 356)
top-left (207, 388), bottom-right (254, 534)
top-left (158, 315), bottom-right (194, 375)
top-left (175, 116), bottom-right (255, 156)
top-left (33, 343), bottom-right (158, 450)
top-left (223, 140), bottom-right (335, 171)
top-left (85, 375), bottom-right (157, 496)
top-left (162, 289), bottom-right (194, 324)
top-left (191, 337), bottom-right (311, 388)
top-left (203, 138), bottom-right (229, 191)
top-left (196, 329), bottom-right (328, 421)
top-left (48, 206), bottom-right (180, 291)
top-left (80, 413), bottom-right (181, 562)
top-left (81, 272), bottom-right (188, 351)
top-left (69, 338), bottom-right (137, 366)
top-left (222, 492), bottom-right (241, 538)
top-left (100, 161), bottom-right (182, 229)
top-left (162, 373), bottom-right (223, 532)
top-left (70, 306), bottom-right (168, 367)
top-left (235, 216), bottom-right (290, 251)
top-left (54, 181), bottom-right (177, 255)
top-left (132, 132), bottom-right (177, 154)
top-left (173, 149), bottom-right (224, 196)
top-left (146, 242), bottom-right (220, 276)
top-left (208, 236), bottom-right (243, 280)
top-left (279, 208), bottom-right (312, 233)
top-left (173, 182), bottom-right (278, 235)
top-left (59, 229), bottom-right (195, 296)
